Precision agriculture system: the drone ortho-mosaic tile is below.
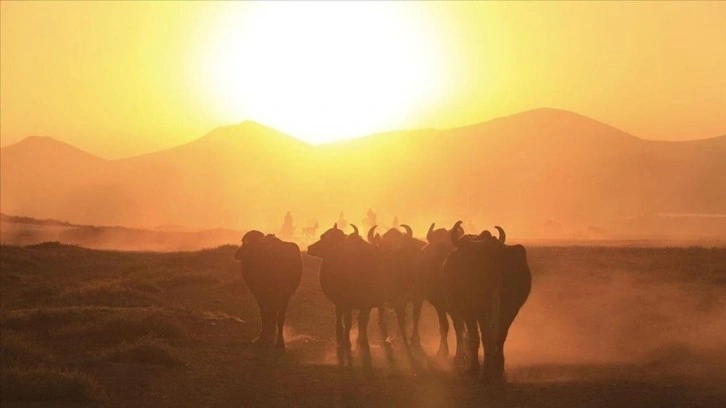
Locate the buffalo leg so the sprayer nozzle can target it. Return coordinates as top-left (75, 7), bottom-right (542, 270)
top-left (481, 285), bottom-right (510, 383)
top-left (357, 308), bottom-right (371, 350)
top-left (264, 306), bottom-right (277, 345)
top-left (335, 306), bottom-right (344, 348)
top-left (254, 298), bottom-right (275, 346)
top-left (465, 318), bottom-right (481, 376)
top-left (452, 315), bottom-right (466, 367)
top-left (435, 307), bottom-right (450, 357)
top-left (410, 298), bottom-right (423, 348)
top-left (395, 304), bottom-right (409, 348)
top-left (494, 316), bottom-right (516, 380)
top-left (251, 294), bottom-right (267, 345)
top-left (486, 305), bottom-right (520, 382)
top-left (378, 307), bottom-right (390, 343)
top-left (342, 309), bottom-right (353, 349)
top-left (479, 319), bottom-right (503, 383)
top-left (274, 299), bottom-right (289, 349)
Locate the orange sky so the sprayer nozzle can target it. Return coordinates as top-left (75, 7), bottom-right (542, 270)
top-left (1, 1), bottom-right (725, 158)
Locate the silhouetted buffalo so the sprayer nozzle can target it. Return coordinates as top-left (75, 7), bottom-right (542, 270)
top-left (415, 223), bottom-right (466, 359)
top-left (443, 222), bottom-right (531, 382)
top-left (234, 231), bottom-right (302, 349)
top-left (308, 224), bottom-right (385, 350)
top-left (367, 224), bottom-right (426, 347)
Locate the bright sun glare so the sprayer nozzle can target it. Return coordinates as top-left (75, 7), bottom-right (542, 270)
top-left (200, 2), bottom-right (448, 144)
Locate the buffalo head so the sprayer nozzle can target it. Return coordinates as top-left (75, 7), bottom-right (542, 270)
top-left (234, 230), bottom-right (265, 261)
top-left (450, 221), bottom-right (506, 249)
top-left (373, 223), bottom-right (426, 255)
top-left (426, 223), bottom-right (451, 244)
top-left (308, 223), bottom-right (357, 258)
top-left (367, 225), bottom-right (382, 246)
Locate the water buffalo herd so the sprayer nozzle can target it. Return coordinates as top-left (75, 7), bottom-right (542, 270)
top-left (234, 221), bottom-right (531, 383)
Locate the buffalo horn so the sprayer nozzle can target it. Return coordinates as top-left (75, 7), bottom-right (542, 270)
top-left (367, 225), bottom-right (378, 244)
top-left (495, 226), bottom-right (506, 244)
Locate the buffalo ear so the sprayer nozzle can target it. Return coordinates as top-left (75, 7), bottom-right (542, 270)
top-left (427, 223), bottom-right (435, 243)
top-left (450, 221), bottom-right (464, 247)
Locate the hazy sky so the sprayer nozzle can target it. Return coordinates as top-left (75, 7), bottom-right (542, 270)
top-left (1, 1), bottom-right (725, 158)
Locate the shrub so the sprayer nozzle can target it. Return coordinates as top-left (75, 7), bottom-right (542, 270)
top-left (2, 306), bottom-right (118, 328)
top-left (19, 283), bottom-right (62, 299)
top-left (153, 273), bottom-right (218, 289)
top-left (0, 367), bottom-right (104, 403)
top-left (0, 330), bottom-right (54, 367)
top-left (67, 312), bottom-right (186, 343)
top-left (51, 281), bottom-right (155, 307)
top-left (97, 335), bottom-right (183, 366)
top-left (2, 307), bottom-right (186, 343)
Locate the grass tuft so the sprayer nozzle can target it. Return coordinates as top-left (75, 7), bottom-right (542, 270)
top-left (0, 330), bottom-right (54, 367)
top-left (153, 272), bottom-right (219, 288)
top-left (3, 306), bottom-right (186, 343)
top-left (0, 366), bottom-right (104, 403)
top-left (97, 335), bottom-right (184, 366)
top-left (52, 281), bottom-right (155, 307)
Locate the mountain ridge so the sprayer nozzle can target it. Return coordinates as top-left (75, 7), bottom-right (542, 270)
top-left (2, 135), bottom-right (106, 161)
top-left (6, 108), bottom-right (719, 160)
top-left (1, 108), bottom-right (724, 238)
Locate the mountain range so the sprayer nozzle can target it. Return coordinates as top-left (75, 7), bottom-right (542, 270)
top-left (2, 108), bottom-right (725, 241)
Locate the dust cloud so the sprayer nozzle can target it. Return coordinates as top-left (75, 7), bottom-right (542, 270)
top-left (291, 247), bottom-right (726, 390)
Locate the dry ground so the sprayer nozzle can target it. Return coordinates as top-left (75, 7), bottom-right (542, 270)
top-left (1, 243), bottom-right (725, 407)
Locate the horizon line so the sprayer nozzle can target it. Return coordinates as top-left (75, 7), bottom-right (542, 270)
top-left (2, 106), bottom-right (725, 160)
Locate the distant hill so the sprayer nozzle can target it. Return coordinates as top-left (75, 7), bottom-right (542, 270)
top-left (0, 212), bottom-right (74, 227)
top-left (0, 212), bottom-right (241, 251)
top-left (2, 108), bottom-right (725, 241)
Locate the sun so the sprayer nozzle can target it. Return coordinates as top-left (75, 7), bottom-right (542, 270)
top-left (197, 2), bottom-right (449, 144)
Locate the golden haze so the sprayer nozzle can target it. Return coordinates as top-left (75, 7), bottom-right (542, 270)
top-left (2, 109), bottom-right (725, 243)
top-left (1, 1), bottom-right (725, 157)
top-left (1, 3), bottom-right (725, 405)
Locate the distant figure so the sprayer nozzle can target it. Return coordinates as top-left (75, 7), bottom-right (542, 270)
top-left (464, 219), bottom-right (476, 234)
top-left (363, 208), bottom-right (377, 230)
top-left (279, 211), bottom-right (295, 239)
top-left (336, 211), bottom-right (348, 230)
top-left (391, 216), bottom-right (399, 228)
top-left (234, 231), bottom-right (302, 349)
top-left (302, 221), bottom-right (319, 240)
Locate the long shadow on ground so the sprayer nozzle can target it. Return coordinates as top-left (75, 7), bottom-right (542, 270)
top-left (211, 345), bottom-right (725, 408)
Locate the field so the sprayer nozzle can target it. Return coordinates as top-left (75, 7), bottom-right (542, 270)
top-left (1, 242), bottom-right (725, 407)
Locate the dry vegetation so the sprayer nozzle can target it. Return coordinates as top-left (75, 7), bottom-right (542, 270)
top-left (95, 335), bottom-right (184, 367)
top-left (1, 243), bottom-right (725, 407)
